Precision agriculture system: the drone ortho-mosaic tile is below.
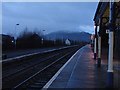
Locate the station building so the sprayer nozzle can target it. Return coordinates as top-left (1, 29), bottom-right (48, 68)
top-left (93, 0), bottom-right (120, 87)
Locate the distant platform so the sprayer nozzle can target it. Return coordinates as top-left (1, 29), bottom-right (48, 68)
top-left (43, 45), bottom-right (107, 88)
top-left (2, 45), bottom-right (78, 59)
top-left (2, 47), bottom-right (61, 59)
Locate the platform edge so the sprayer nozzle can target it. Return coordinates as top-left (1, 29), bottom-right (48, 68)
top-left (42, 45), bottom-right (87, 89)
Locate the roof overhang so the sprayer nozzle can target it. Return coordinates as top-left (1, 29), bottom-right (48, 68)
top-left (93, 1), bottom-right (109, 26)
top-left (94, 1), bottom-right (120, 27)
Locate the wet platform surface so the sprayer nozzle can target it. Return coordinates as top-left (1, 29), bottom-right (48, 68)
top-left (44, 45), bottom-right (108, 88)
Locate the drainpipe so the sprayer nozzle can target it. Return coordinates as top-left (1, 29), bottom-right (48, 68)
top-left (107, 1), bottom-right (116, 88)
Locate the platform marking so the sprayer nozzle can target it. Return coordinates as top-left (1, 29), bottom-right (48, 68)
top-left (42, 45), bottom-right (87, 89)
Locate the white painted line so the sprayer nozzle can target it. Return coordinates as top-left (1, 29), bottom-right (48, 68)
top-left (42, 45), bottom-right (86, 89)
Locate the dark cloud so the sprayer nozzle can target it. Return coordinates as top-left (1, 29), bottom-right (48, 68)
top-left (2, 2), bottom-right (98, 37)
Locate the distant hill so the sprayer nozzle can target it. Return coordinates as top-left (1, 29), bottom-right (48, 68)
top-left (45, 31), bottom-right (91, 42)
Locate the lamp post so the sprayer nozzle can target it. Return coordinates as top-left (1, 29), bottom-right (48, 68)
top-left (41, 30), bottom-right (45, 47)
top-left (15, 24), bottom-right (19, 49)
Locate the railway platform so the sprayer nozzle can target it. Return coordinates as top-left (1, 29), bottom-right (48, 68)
top-left (43, 44), bottom-right (119, 88)
top-left (2, 47), bottom-right (62, 59)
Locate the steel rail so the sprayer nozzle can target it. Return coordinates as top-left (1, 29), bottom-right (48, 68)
top-left (3, 47), bottom-right (78, 81)
top-left (1, 45), bottom-right (78, 63)
top-left (2, 53), bottom-right (60, 80)
top-left (12, 51), bottom-right (73, 89)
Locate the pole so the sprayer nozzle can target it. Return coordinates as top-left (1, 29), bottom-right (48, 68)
top-left (15, 39), bottom-right (17, 49)
top-left (41, 38), bottom-right (43, 47)
top-left (97, 34), bottom-right (101, 67)
top-left (15, 25), bottom-right (16, 49)
top-left (41, 30), bottom-right (45, 47)
top-left (97, 17), bottom-right (102, 67)
top-left (107, 1), bottom-right (116, 88)
top-left (14, 24), bottom-right (19, 49)
top-left (94, 25), bottom-right (97, 60)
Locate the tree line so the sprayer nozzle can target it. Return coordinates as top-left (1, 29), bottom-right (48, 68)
top-left (2, 28), bottom-right (88, 50)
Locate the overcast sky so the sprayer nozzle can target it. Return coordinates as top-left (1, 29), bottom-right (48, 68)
top-left (2, 2), bottom-right (98, 37)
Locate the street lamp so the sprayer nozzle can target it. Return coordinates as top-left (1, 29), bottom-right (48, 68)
top-left (41, 30), bottom-right (45, 47)
top-left (15, 24), bottom-right (19, 49)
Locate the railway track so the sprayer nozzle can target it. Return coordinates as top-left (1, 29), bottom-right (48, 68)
top-left (2, 46), bottom-right (82, 89)
top-left (2, 46), bottom-right (75, 78)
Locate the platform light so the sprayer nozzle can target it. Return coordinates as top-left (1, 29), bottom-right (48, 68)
top-left (91, 34), bottom-right (94, 41)
top-left (94, 25), bottom-right (96, 28)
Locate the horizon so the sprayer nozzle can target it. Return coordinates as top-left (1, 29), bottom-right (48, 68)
top-left (1, 30), bottom-right (92, 36)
